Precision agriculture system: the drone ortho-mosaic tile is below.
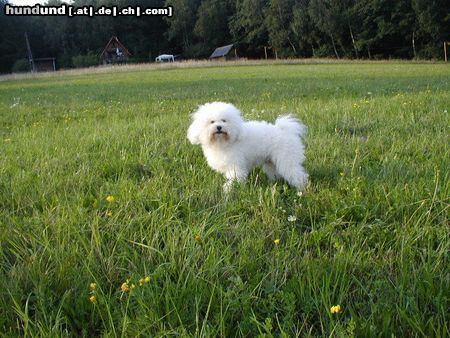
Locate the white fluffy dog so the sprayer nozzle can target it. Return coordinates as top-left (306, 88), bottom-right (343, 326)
top-left (187, 102), bottom-right (308, 192)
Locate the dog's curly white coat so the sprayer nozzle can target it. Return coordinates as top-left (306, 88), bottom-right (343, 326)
top-left (188, 102), bottom-right (308, 192)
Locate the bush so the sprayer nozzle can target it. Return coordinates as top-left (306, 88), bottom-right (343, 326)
top-left (72, 51), bottom-right (99, 68)
top-left (58, 53), bottom-right (74, 68)
top-left (184, 43), bottom-right (211, 58)
top-left (313, 45), bottom-right (334, 58)
top-left (11, 59), bottom-right (31, 73)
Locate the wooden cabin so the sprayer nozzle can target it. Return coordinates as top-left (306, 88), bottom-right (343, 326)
top-left (100, 36), bottom-right (131, 64)
top-left (33, 58), bottom-right (56, 72)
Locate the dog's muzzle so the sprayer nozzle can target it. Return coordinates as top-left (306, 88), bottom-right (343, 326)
top-left (214, 125), bottom-right (226, 135)
top-left (211, 126), bottom-right (229, 141)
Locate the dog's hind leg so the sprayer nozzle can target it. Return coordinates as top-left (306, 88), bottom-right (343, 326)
top-left (274, 157), bottom-right (308, 190)
top-left (278, 165), bottom-right (309, 190)
top-left (288, 166), bottom-right (309, 190)
top-left (263, 161), bottom-right (279, 181)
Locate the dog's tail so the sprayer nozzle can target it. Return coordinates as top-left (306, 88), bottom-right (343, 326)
top-left (275, 115), bottom-right (307, 139)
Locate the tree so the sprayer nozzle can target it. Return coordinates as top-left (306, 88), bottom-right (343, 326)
top-left (265, 0), bottom-right (297, 57)
top-left (0, 0), bottom-right (26, 72)
top-left (194, 0), bottom-right (233, 57)
top-left (412, 0), bottom-right (450, 58)
top-left (308, 0), bottom-right (349, 58)
top-left (230, 0), bottom-right (269, 58)
top-left (164, 0), bottom-right (201, 56)
top-left (290, 0), bottom-right (316, 57)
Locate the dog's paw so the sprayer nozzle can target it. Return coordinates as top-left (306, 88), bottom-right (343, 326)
top-left (223, 180), bottom-right (234, 193)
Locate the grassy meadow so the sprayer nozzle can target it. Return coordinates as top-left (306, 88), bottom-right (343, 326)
top-left (0, 61), bottom-right (448, 337)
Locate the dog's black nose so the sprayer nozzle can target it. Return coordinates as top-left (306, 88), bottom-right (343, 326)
top-left (216, 126), bottom-right (222, 131)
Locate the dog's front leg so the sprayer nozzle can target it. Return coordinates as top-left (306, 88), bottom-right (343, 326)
top-left (223, 168), bottom-right (248, 193)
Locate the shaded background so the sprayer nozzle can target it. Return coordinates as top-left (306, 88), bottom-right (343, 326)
top-left (1, 0), bottom-right (449, 73)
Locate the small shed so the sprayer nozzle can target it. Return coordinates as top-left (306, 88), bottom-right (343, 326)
top-left (209, 44), bottom-right (237, 60)
top-left (33, 58), bottom-right (56, 72)
top-left (100, 36), bottom-right (131, 64)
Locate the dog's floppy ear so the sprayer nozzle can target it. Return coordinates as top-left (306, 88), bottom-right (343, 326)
top-left (187, 112), bottom-right (202, 144)
top-left (187, 122), bottom-right (200, 144)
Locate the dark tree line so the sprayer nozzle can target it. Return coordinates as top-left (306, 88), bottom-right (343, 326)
top-left (0, 0), bottom-right (449, 73)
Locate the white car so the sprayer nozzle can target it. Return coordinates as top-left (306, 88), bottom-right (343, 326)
top-left (155, 54), bottom-right (175, 62)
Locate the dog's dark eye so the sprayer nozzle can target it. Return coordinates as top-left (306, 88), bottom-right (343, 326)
top-left (222, 119), bottom-right (226, 123)
top-left (210, 120), bottom-right (215, 124)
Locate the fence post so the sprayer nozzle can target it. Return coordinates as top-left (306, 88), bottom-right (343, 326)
top-left (444, 42), bottom-right (448, 62)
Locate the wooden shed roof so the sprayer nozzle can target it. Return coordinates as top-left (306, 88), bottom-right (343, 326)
top-left (100, 36), bottom-right (131, 58)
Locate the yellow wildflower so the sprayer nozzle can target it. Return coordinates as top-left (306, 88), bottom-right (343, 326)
top-left (195, 234), bottom-right (202, 242)
top-left (121, 281), bottom-right (130, 292)
top-left (106, 195), bottom-right (115, 203)
top-left (274, 239), bottom-right (281, 245)
top-left (90, 282), bottom-right (97, 290)
top-left (89, 295), bottom-right (97, 303)
top-left (330, 305), bottom-right (342, 314)
top-left (139, 276), bottom-right (151, 286)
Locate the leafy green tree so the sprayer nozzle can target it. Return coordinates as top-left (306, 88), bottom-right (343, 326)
top-left (229, 0), bottom-right (269, 58)
top-left (164, 0), bottom-right (201, 56)
top-left (291, 0), bottom-right (316, 57)
top-left (352, 0), bottom-right (417, 59)
top-left (265, 0), bottom-right (297, 57)
top-left (194, 0), bottom-right (233, 57)
top-left (412, 0), bottom-right (450, 58)
top-left (308, 0), bottom-right (348, 58)
top-left (0, 0), bottom-right (26, 72)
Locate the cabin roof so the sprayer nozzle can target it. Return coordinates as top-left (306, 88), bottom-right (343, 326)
top-left (100, 36), bottom-right (131, 58)
top-left (209, 44), bottom-right (234, 58)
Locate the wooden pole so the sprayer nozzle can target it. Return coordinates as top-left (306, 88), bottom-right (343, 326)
top-left (444, 42), bottom-right (448, 62)
top-left (25, 32), bottom-right (35, 72)
top-left (264, 46), bottom-right (268, 60)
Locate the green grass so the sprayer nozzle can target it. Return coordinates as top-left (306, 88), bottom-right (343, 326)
top-left (0, 61), bottom-right (448, 337)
